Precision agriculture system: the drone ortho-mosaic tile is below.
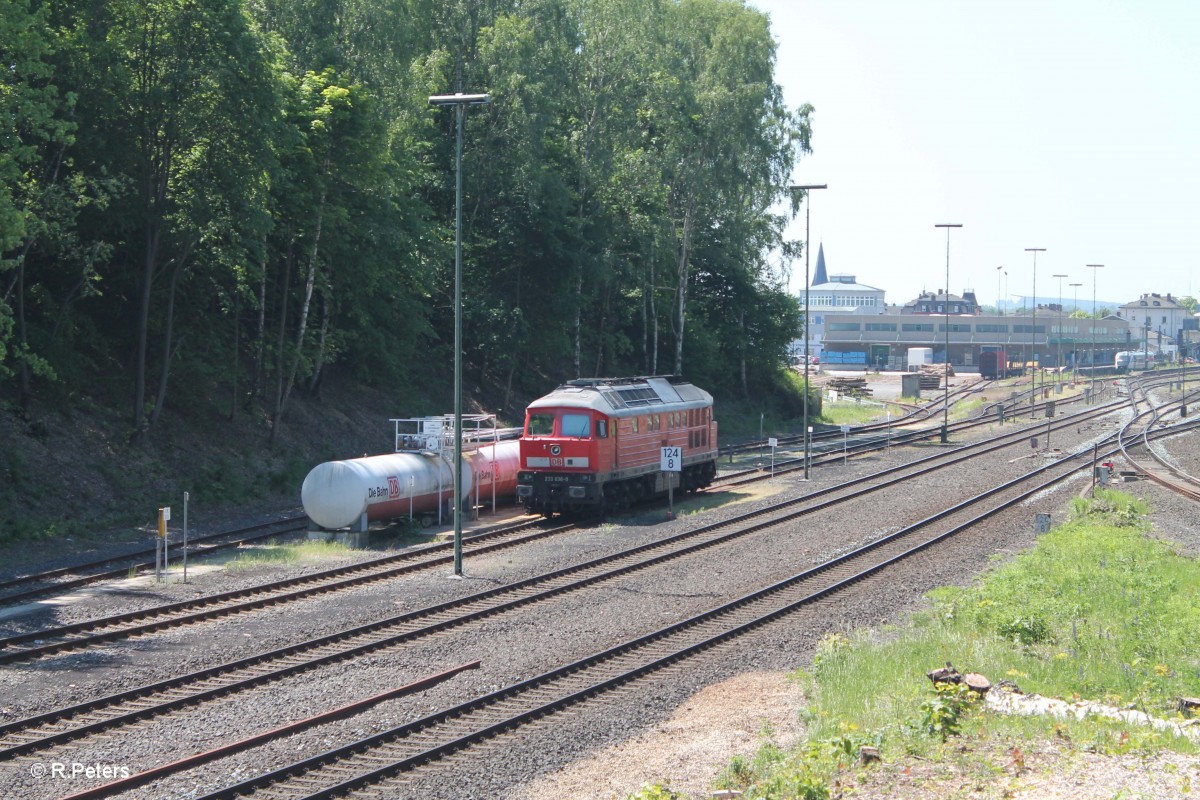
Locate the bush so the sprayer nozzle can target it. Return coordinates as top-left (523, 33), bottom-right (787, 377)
top-left (915, 682), bottom-right (979, 741)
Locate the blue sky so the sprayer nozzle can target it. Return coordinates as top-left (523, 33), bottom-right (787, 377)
top-left (749, 0), bottom-right (1200, 310)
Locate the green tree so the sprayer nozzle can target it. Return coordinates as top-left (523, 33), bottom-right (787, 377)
top-left (81, 0), bottom-right (281, 436)
top-left (653, 0), bottom-right (808, 376)
top-left (0, 0), bottom-right (78, 405)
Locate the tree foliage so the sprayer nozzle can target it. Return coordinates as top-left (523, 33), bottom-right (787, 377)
top-left (1, 0), bottom-right (812, 433)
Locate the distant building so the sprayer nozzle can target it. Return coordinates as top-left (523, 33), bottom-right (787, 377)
top-left (792, 244), bottom-right (885, 362)
top-left (1115, 293), bottom-right (1188, 354)
top-left (820, 311), bottom-right (1128, 371)
top-left (900, 290), bottom-right (981, 316)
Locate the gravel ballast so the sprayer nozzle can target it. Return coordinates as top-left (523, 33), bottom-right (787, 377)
top-left (6, 398), bottom-right (1196, 800)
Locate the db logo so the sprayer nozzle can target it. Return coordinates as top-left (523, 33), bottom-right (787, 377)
top-left (550, 445), bottom-right (562, 456)
top-left (387, 477), bottom-right (400, 499)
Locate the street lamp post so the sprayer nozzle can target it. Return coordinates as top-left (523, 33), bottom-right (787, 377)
top-left (792, 184), bottom-right (827, 480)
top-left (1144, 318), bottom-right (1151, 372)
top-left (1052, 273), bottom-right (1067, 383)
top-left (996, 266), bottom-right (1003, 315)
top-left (1026, 248), bottom-right (1046, 418)
top-left (936, 224), bottom-right (962, 443)
top-left (1087, 265), bottom-right (1103, 402)
top-left (430, 91), bottom-right (490, 577)
top-left (1070, 282), bottom-right (1082, 375)
top-left (1176, 335), bottom-right (1185, 419)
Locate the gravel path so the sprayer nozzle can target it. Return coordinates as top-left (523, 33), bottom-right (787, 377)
top-left (6, 401), bottom-right (1186, 800)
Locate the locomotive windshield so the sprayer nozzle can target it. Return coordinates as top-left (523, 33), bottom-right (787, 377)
top-left (561, 413), bottom-right (590, 438)
top-left (527, 413), bottom-right (554, 435)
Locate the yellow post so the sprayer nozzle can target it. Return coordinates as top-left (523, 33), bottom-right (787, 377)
top-left (156, 506), bottom-right (171, 581)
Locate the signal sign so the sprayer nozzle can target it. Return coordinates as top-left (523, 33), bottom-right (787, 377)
top-left (660, 446), bottom-right (682, 472)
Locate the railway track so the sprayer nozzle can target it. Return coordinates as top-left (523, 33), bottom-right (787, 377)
top-left (0, 515), bottom-right (309, 607)
top-left (724, 377), bottom-right (992, 457)
top-left (0, 518), bottom-right (566, 664)
top-left (1116, 377), bottom-right (1200, 500)
top-left (713, 383), bottom-right (1124, 488)
top-left (0, 395), bottom-right (1136, 667)
top-left (0, 397), bottom-right (1144, 766)
top-left (75, 410), bottom-right (1188, 800)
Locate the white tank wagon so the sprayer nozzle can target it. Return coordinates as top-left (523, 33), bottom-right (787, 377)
top-left (301, 440), bottom-right (522, 531)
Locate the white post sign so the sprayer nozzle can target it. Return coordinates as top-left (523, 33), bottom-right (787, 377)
top-left (767, 437), bottom-right (778, 476)
top-left (661, 446), bottom-right (681, 518)
top-left (162, 506), bottom-right (171, 581)
top-left (840, 424), bottom-right (851, 464)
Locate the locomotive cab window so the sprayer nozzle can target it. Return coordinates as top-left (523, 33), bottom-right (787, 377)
top-left (561, 413), bottom-right (591, 438)
top-left (596, 419), bottom-right (608, 438)
top-left (527, 414), bottom-right (554, 436)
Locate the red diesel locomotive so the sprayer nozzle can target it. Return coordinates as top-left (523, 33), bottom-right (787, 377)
top-left (517, 376), bottom-right (719, 514)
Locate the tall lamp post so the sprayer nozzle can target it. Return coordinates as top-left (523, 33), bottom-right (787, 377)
top-left (1070, 282), bottom-right (1082, 373)
top-left (792, 184), bottom-right (827, 480)
top-left (1144, 317), bottom-right (1151, 372)
top-left (996, 266), bottom-right (1003, 315)
top-left (1052, 273), bottom-right (1068, 383)
top-left (1087, 264), bottom-right (1103, 401)
top-left (430, 91), bottom-right (490, 577)
top-left (1025, 248), bottom-right (1046, 418)
top-left (935, 224), bottom-right (962, 442)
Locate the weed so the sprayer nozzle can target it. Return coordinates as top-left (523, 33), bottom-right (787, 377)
top-left (624, 784), bottom-right (683, 800)
top-left (996, 614), bottom-right (1053, 645)
top-left (811, 631), bottom-right (851, 676)
top-left (916, 682), bottom-right (979, 741)
top-left (222, 540), bottom-right (352, 572)
top-left (714, 754), bottom-right (754, 790)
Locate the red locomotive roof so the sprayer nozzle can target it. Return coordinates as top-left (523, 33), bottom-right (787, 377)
top-left (527, 376), bottom-right (712, 417)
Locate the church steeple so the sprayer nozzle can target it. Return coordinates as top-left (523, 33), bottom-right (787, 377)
top-left (811, 242), bottom-right (828, 286)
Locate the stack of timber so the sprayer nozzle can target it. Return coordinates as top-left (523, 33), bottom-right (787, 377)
top-left (917, 363), bottom-right (953, 389)
top-left (827, 376), bottom-right (872, 399)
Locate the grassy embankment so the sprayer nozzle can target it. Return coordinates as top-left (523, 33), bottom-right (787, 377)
top-left (628, 488), bottom-right (1200, 799)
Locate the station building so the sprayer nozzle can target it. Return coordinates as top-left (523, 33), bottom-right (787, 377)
top-left (820, 307), bottom-right (1129, 372)
top-left (1115, 293), bottom-right (1190, 356)
top-left (791, 244), bottom-right (886, 362)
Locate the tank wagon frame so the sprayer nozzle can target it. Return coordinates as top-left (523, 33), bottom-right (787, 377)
top-left (302, 414), bottom-right (521, 533)
top-left (517, 376), bottom-right (718, 515)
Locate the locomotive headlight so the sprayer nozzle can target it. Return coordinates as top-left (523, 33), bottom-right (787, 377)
top-left (567, 486), bottom-right (586, 498)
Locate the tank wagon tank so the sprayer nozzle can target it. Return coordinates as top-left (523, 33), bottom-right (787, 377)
top-left (302, 440), bottom-right (521, 531)
top-left (517, 375), bottom-right (718, 515)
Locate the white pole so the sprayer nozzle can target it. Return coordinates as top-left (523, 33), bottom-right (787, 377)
top-left (183, 492), bottom-right (189, 583)
top-left (163, 511), bottom-right (169, 582)
top-left (806, 426), bottom-right (813, 478)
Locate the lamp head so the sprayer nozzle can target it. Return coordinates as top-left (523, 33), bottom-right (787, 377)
top-left (429, 93), bottom-right (491, 106)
